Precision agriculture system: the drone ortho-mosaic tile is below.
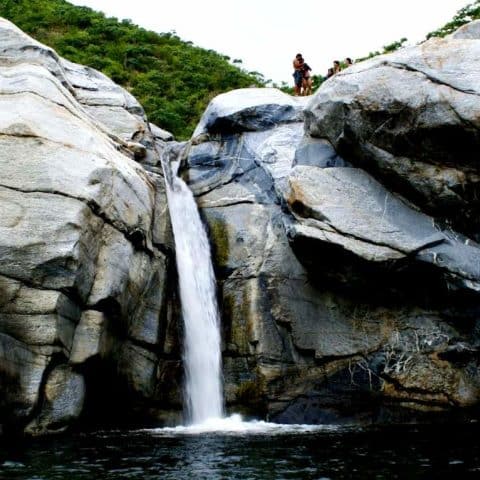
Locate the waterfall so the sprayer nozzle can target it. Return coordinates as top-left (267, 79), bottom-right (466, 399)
top-left (153, 146), bottom-right (321, 434)
top-left (162, 148), bottom-right (224, 424)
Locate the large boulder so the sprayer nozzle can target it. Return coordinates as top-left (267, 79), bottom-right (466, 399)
top-left (193, 88), bottom-right (307, 137)
top-left (304, 33), bottom-right (480, 236)
top-left (286, 166), bottom-right (480, 291)
top-left (0, 17), bottom-right (180, 434)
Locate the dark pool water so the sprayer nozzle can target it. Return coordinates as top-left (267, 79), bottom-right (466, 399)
top-left (1, 423), bottom-right (480, 479)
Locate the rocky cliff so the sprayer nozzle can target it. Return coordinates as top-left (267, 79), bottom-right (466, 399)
top-left (1, 17), bottom-right (480, 435)
top-left (0, 17), bottom-right (181, 435)
top-left (185, 21), bottom-right (480, 424)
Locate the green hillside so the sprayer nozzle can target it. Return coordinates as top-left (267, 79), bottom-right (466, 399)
top-left (1, 1), bottom-right (478, 138)
top-left (0, 0), bottom-right (264, 139)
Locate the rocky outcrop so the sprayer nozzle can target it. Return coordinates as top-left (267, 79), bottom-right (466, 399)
top-left (449, 19), bottom-right (480, 39)
top-left (183, 25), bottom-right (480, 423)
top-left (0, 17), bottom-right (181, 435)
top-left (287, 166), bottom-right (480, 291)
top-left (304, 33), bottom-right (480, 237)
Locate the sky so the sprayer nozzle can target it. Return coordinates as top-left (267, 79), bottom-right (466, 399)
top-left (70, 0), bottom-right (470, 85)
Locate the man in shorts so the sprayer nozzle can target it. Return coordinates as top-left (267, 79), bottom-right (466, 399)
top-left (292, 53), bottom-right (304, 96)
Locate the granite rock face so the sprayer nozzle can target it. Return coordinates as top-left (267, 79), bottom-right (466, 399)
top-left (0, 17), bottom-right (181, 435)
top-left (304, 32), bottom-right (480, 237)
top-left (182, 26), bottom-right (480, 423)
top-left (287, 166), bottom-right (480, 291)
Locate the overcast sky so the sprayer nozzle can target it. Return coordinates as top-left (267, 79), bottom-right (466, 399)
top-left (70, 0), bottom-right (470, 84)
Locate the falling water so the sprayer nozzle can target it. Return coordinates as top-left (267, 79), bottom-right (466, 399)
top-left (162, 148), bottom-right (224, 424)
top-left (154, 148), bottom-right (338, 434)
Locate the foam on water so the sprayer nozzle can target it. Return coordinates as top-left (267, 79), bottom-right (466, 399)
top-left (146, 414), bottom-right (343, 436)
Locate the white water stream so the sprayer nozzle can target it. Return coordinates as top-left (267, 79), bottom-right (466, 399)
top-left (164, 156), bottom-right (224, 424)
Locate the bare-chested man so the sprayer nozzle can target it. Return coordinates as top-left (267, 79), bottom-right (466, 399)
top-left (292, 53), bottom-right (304, 96)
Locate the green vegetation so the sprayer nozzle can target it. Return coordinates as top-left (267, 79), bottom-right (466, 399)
top-left (1, 0), bottom-right (477, 136)
top-left (427, 0), bottom-right (480, 38)
top-left (355, 37), bottom-right (408, 62)
top-left (0, 0), bottom-right (264, 139)
top-left (357, 0), bottom-right (480, 61)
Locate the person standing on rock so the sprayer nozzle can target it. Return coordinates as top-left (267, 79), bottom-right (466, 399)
top-left (302, 61), bottom-right (313, 95)
top-left (292, 53), bottom-right (304, 96)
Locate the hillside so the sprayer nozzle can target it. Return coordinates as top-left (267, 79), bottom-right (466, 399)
top-left (0, 0), bottom-right (264, 139)
top-left (1, 1), bottom-right (479, 139)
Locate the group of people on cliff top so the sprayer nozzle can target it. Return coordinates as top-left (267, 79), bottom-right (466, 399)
top-left (292, 54), bottom-right (353, 96)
